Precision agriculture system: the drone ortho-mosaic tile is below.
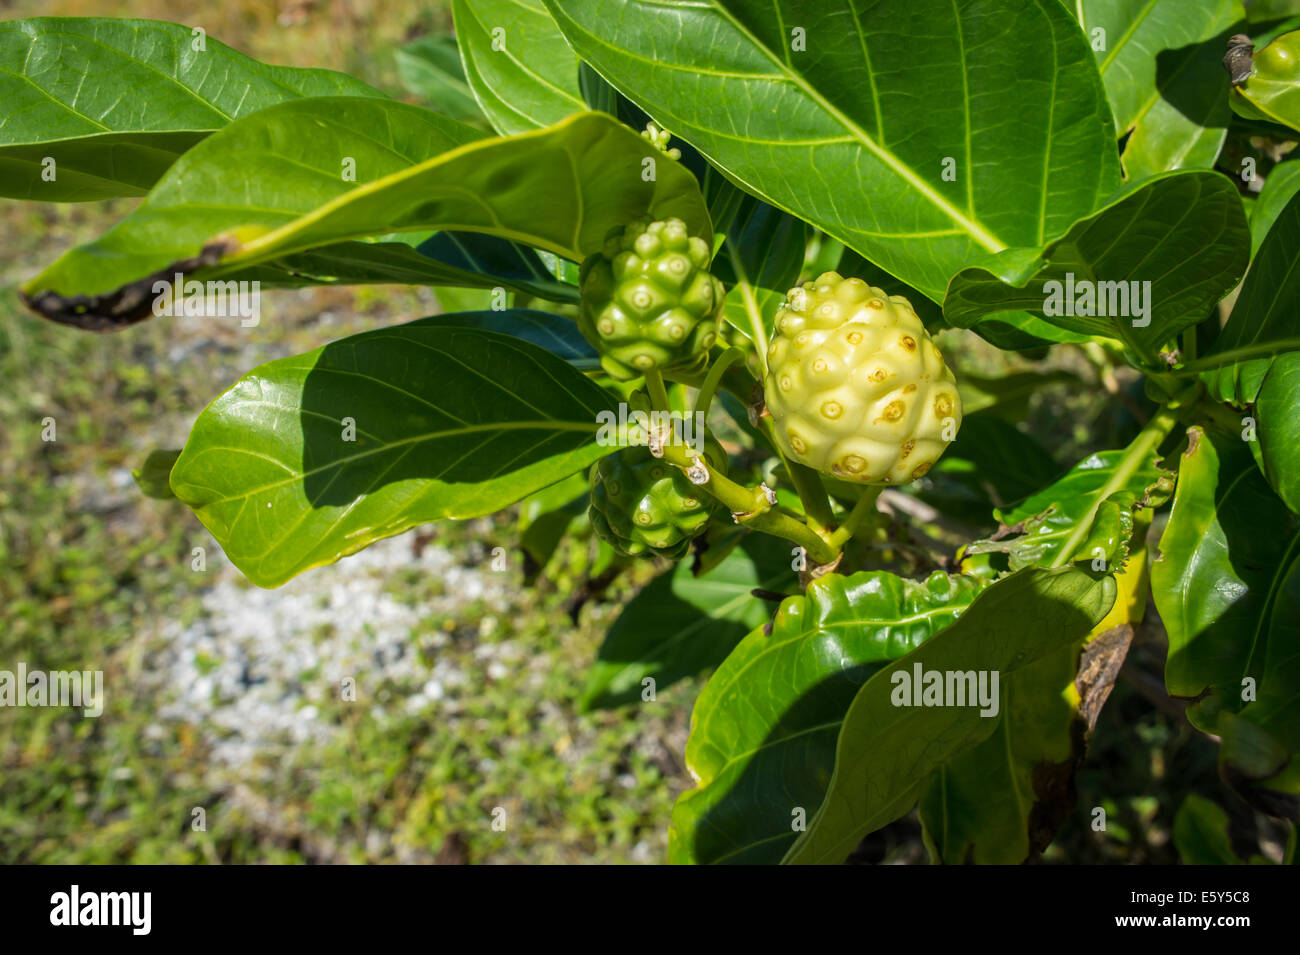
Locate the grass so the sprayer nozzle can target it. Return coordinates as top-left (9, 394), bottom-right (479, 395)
top-left (0, 0), bottom-right (693, 865)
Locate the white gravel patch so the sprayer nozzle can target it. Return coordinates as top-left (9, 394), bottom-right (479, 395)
top-left (152, 526), bottom-right (510, 767)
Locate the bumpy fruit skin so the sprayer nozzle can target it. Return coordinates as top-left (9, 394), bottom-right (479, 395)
top-left (588, 442), bottom-right (726, 559)
top-left (579, 218), bottom-right (724, 380)
top-left (764, 271), bottom-right (961, 485)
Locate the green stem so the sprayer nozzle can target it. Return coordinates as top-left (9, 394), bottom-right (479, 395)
top-left (1046, 384), bottom-right (1198, 569)
top-left (828, 486), bottom-right (884, 550)
top-left (659, 443), bottom-right (838, 565)
top-left (754, 416), bottom-right (834, 534)
top-left (1171, 337), bottom-right (1300, 375)
top-left (644, 368), bottom-right (670, 412)
top-left (693, 347), bottom-right (747, 418)
top-left (725, 242), bottom-right (770, 375)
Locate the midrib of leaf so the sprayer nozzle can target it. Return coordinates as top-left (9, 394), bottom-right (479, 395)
top-left (1097, 0), bottom-right (1163, 75)
top-left (706, 0), bottom-right (1007, 254)
top-left (191, 418), bottom-right (597, 507)
top-left (223, 114), bottom-right (598, 268)
top-left (564, 1), bottom-right (1009, 254)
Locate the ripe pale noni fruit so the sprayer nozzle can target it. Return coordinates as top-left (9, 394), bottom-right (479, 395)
top-left (764, 271), bottom-right (961, 485)
top-left (578, 217), bottom-right (724, 381)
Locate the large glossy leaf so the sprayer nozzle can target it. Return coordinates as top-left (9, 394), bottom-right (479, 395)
top-left (1205, 185), bottom-right (1300, 386)
top-left (581, 533), bottom-right (798, 712)
top-left (1231, 30), bottom-right (1300, 133)
top-left (918, 645), bottom-right (1077, 864)
top-left (404, 309), bottom-right (594, 361)
top-left (669, 570), bottom-right (986, 864)
top-left (1249, 159), bottom-right (1300, 255)
top-left (1255, 354), bottom-right (1300, 513)
top-left (1203, 188), bottom-right (1300, 511)
top-left (782, 566), bottom-right (1115, 865)
top-left (545, 0), bottom-right (1121, 303)
top-left (1151, 427), bottom-right (1300, 813)
top-left (413, 231), bottom-right (579, 304)
top-left (1078, 0), bottom-right (1243, 179)
top-left (169, 320), bottom-right (615, 587)
top-left (212, 232), bottom-right (581, 303)
top-left (963, 447), bottom-right (1166, 571)
top-left (22, 106), bottom-right (708, 330)
top-left (0, 17), bottom-right (386, 201)
top-left (452, 0), bottom-right (585, 136)
top-left (944, 171), bottom-right (1249, 365)
top-left (393, 34), bottom-right (486, 122)
top-left (919, 544), bottom-right (1151, 863)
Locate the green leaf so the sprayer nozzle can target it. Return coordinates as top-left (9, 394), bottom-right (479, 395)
top-left (1173, 794), bottom-right (1242, 864)
top-left (713, 194), bottom-right (808, 350)
top-left (517, 471), bottom-right (589, 575)
top-left (1151, 427), bottom-right (1300, 813)
top-left (1205, 188), bottom-right (1300, 405)
top-left (1230, 30), bottom-right (1300, 133)
top-left (782, 566), bottom-right (1115, 865)
top-left (1256, 353), bottom-right (1300, 512)
top-left (405, 309), bottom-right (595, 362)
top-left (581, 533), bottom-right (798, 712)
top-left (413, 232), bottom-right (579, 304)
top-left (214, 231), bottom-right (580, 302)
top-left (132, 449), bottom-right (181, 500)
top-left (452, 0), bottom-right (585, 136)
top-left (0, 17), bottom-right (386, 201)
top-left (918, 642), bottom-right (1078, 864)
top-left (1249, 159), bottom-right (1300, 256)
top-left (1078, 0), bottom-right (1243, 179)
top-left (944, 171), bottom-right (1249, 365)
top-left (169, 319), bottom-right (615, 588)
top-left (669, 570), bottom-right (986, 864)
top-left (964, 448), bottom-right (1165, 570)
top-left (22, 106), bottom-right (709, 330)
top-left (545, 0), bottom-right (1121, 303)
top-left (393, 34), bottom-right (486, 122)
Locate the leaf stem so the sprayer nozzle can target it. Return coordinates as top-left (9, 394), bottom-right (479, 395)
top-left (725, 241), bottom-right (771, 374)
top-left (693, 347), bottom-right (747, 418)
top-left (828, 486), bottom-right (884, 550)
top-left (753, 415), bottom-right (834, 533)
top-left (644, 368), bottom-right (670, 412)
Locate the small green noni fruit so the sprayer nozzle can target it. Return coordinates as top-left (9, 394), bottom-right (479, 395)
top-left (764, 271), bottom-right (961, 485)
top-left (588, 442), bottom-right (726, 559)
top-left (579, 217), bottom-right (724, 380)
